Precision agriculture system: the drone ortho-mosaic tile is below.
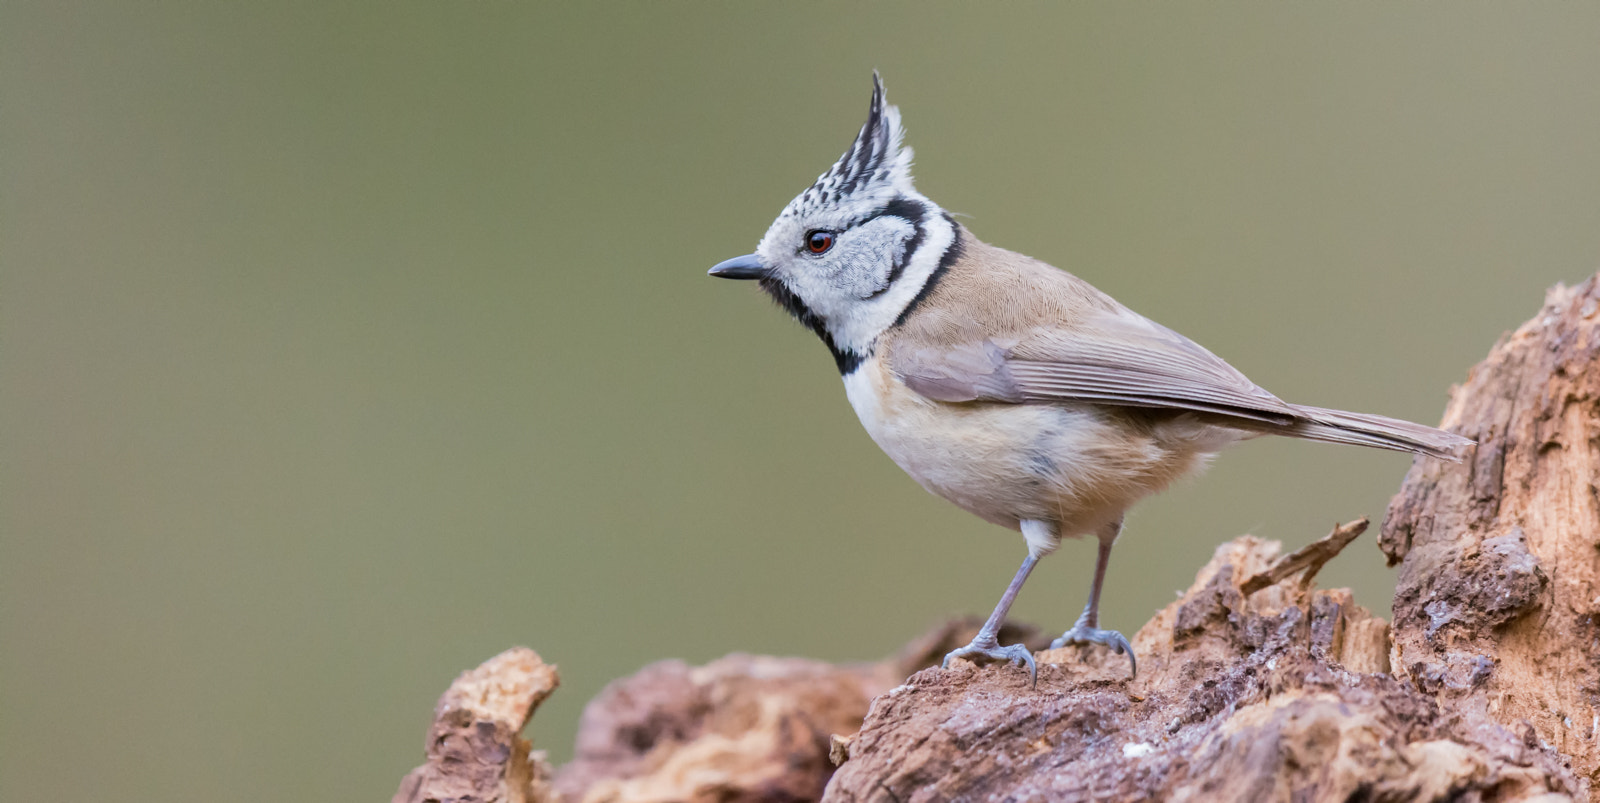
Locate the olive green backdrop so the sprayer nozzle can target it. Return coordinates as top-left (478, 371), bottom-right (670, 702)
top-left (6, 3), bottom-right (1600, 801)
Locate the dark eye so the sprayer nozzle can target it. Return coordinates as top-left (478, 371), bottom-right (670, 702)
top-left (806, 230), bottom-right (835, 254)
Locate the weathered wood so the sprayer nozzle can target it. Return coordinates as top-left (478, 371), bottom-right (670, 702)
top-left (823, 535), bottom-right (1577, 802)
top-left (554, 655), bottom-right (895, 803)
top-left (1383, 275), bottom-right (1600, 794)
top-left (394, 276), bottom-right (1600, 802)
top-left (392, 647), bottom-right (560, 803)
top-left (1241, 517), bottom-right (1369, 596)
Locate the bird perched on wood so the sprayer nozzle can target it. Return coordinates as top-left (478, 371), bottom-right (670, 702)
top-left (707, 73), bottom-right (1470, 684)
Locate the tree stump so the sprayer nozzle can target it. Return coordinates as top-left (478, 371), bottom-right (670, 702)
top-left (395, 276), bottom-right (1600, 803)
top-left (1383, 276), bottom-right (1600, 792)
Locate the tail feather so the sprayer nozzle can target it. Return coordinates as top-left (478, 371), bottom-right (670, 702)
top-left (1281, 405), bottom-right (1473, 461)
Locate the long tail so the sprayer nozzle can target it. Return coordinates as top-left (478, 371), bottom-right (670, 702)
top-left (1278, 405), bottom-right (1473, 461)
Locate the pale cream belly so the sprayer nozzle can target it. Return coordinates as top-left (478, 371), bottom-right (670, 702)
top-left (842, 359), bottom-right (1215, 538)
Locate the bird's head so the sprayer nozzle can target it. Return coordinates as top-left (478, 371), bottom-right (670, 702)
top-left (710, 73), bottom-right (958, 374)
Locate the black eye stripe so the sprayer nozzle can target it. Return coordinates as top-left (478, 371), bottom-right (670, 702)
top-left (797, 197), bottom-right (928, 295)
top-left (804, 197), bottom-right (927, 252)
top-left (866, 197), bottom-right (927, 227)
top-left (860, 198), bottom-right (929, 297)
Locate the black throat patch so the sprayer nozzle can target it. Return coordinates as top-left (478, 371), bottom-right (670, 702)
top-left (757, 277), bottom-right (865, 374)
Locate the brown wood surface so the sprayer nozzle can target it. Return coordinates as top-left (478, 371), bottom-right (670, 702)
top-left (396, 276), bottom-right (1600, 802)
top-left (1383, 275), bottom-right (1600, 795)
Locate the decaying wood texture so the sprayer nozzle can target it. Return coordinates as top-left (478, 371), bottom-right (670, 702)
top-left (550, 621), bottom-right (1053, 803)
top-left (553, 654), bottom-right (893, 803)
top-left (1240, 516), bottom-right (1370, 596)
top-left (1383, 276), bottom-right (1600, 792)
top-left (393, 647), bottom-right (561, 803)
top-left (824, 533), bottom-right (1576, 802)
top-left (395, 276), bottom-right (1600, 802)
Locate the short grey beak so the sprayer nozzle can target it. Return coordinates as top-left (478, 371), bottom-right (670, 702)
top-left (708, 254), bottom-right (767, 280)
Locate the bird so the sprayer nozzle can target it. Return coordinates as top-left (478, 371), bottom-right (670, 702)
top-left (706, 73), bottom-right (1471, 685)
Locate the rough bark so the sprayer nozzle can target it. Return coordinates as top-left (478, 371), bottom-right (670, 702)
top-left (552, 655), bottom-right (890, 803)
top-left (1382, 276), bottom-right (1600, 791)
top-left (825, 535), bottom-right (1577, 802)
top-left (394, 276), bottom-right (1600, 802)
top-left (551, 621), bottom-right (1051, 803)
top-left (393, 647), bottom-right (561, 803)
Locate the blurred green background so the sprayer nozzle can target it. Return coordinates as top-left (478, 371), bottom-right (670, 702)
top-left (6, 3), bottom-right (1600, 801)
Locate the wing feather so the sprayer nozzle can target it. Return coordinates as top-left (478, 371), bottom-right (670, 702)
top-left (883, 229), bottom-right (1468, 459)
top-left (893, 305), bottom-right (1299, 425)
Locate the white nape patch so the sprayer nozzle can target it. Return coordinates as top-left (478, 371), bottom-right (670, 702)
top-left (1122, 742), bottom-right (1155, 759)
top-left (1021, 519), bottom-right (1060, 559)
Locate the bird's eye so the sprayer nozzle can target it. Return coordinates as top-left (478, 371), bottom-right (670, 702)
top-left (806, 230), bottom-right (835, 254)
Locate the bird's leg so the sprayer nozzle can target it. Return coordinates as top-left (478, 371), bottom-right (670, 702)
top-left (941, 552), bottom-right (1040, 686)
top-left (1051, 516), bottom-right (1138, 677)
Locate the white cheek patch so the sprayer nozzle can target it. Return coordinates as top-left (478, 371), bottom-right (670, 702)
top-left (832, 218), bottom-right (915, 299)
top-left (757, 204), bottom-right (952, 363)
top-left (826, 211), bottom-right (954, 355)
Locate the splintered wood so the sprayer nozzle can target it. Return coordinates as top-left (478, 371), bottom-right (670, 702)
top-left (1241, 517), bottom-right (1369, 596)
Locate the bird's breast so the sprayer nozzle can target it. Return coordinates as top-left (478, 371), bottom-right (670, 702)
top-left (841, 357), bottom-right (1082, 530)
top-left (841, 356), bottom-right (1212, 536)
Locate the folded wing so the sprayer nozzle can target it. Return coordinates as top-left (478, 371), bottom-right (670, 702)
top-left (890, 305), bottom-right (1471, 460)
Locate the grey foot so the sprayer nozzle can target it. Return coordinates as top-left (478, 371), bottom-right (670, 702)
top-left (1051, 626), bottom-right (1138, 678)
top-left (941, 640), bottom-right (1038, 687)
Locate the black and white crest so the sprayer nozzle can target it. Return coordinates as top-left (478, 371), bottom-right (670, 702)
top-left (782, 72), bottom-right (918, 223)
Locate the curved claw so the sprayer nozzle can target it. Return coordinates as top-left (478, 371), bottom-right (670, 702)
top-left (1051, 626), bottom-right (1138, 678)
top-left (941, 641), bottom-right (1039, 687)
